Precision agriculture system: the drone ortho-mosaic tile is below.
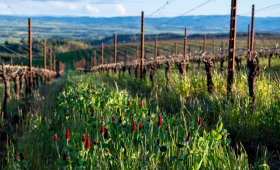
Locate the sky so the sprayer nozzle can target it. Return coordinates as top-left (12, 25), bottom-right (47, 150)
top-left (0, 0), bottom-right (280, 17)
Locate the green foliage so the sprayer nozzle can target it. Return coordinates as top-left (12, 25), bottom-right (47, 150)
top-left (5, 74), bottom-right (267, 169)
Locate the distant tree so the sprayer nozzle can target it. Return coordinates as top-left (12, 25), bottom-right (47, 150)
top-left (4, 40), bottom-right (9, 45)
top-left (16, 44), bottom-right (23, 52)
top-left (20, 38), bottom-right (26, 44)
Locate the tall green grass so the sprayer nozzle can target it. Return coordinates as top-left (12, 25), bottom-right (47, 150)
top-left (4, 76), bottom-right (268, 169)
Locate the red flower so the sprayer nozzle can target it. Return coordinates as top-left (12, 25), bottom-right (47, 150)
top-left (63, 153), bottom-right (67, 161)
top-left (101, 126), bottom-right (105, 134)
top-left (106, 148), bottom-right (110, 153)
top-left (127, 101), bottom-right (130, 106)
top-left (158, 116), bottom-right (162, 128)
top-left (141, 101), bottom-right (144, 107)
top-left (51, 114), bottom-right (53, 119)
top-left (132, 122), bottom-right (136, 132)
top-left (119, 116), bottom-right (122, 124)
top-left (61, 88), bottom-right (65, 92)
top-left (82, 134), bottom-right (86, 143)
top-left (104, 83), bottom-right (106, 87)
top-left (76, 145), bottom-right (79, 149)
top-left (66, 129), bottom-right (70, 140)
top-left (54, 134), bottom-right (58, 142)
top-left (86, 138), bottom-right (90, 150)
top-left (198, 118), bottom-right (202, 126)
top-left (104, 129), bottom-right (108, 139)
top-left (112, 116), bottom-right (115, 121)
top-left (14, 155), bottom-right (18, 161)
top-left (102, 116), bottom-right (105, 122)
top-left (66, 113), bottom-right (68, 117)
top-left (139, 122), bottom-right (142, 131)
top-left (186, 131), bottom-right (191, 141)
top-left (166, 124), bottom-right (170, 131)
top-left (102, 106), bottom-right (105, 110)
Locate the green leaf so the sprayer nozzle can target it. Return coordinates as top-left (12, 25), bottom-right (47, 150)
top-left (160, 146), bottom-right (167, 152)
top-left (77, 159), bottom-right (83, 166)
top-left (131, 153), bottom-right (136, 159)
top-left (102, 144), bottom-right (108, 148)
top-left (68, 147), bottom-right (74, 153)
top-left (59, 162), bottom-right (65, 167)
top-left (210, 130), bottom-right (217, 139)
top-left (215, 134), bottom-right (222, 140)
top-left (63, 147), bottom-right (68, 152)
top-left (176, 143), bottom-right (185, 148)
top-left (83, 161), bottom-right (89, 166)
top-left (217, 121), bottom-right (223, 132)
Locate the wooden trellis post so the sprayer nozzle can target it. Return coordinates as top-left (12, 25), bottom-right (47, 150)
top-left (247, 4), bottom-right (263, 105)
top-left (155, 39), bottom-right (157, 60)
top-left (175, 42), bottom-right (177, 57)
top-left (94, 50), bottom-right (96, 67)
top-left (248, 24), bottom-right (251, 50)
top-left (184, 28), bottom-right (187, 60)
top-left (114, 34), bottom-right (117, 64)
top-left (212, 38), bottom-right (215, 54)
top-left (125, 51), bottom-right (127, 65)
top-left (2, 60), bottom-right (10, 117)
top-left (136, 46), bottom-right (138, 61)
top-left (140, 11), bottom-right (145, 79)
top-left (28, 18), bottom-right (33, 92)
top-left (227, 0), bottom-right (238, 95)
top-left (49, 48), bottom-right (52, 72)
top-left (203, 35), bottom-right (206, 52)
top-left (250, 5), bottom-right (255, 58)
top-left (43, 39), bottom-right (46, 74)
top-left (101, 42), bottom-right (104, 65)
top-left (54, 54), bottom-right (56, 74)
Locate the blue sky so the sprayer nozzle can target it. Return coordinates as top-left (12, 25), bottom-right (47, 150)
top-left (0, 0), bottom-right (279, 17)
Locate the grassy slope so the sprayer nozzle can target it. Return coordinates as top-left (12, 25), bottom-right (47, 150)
top-left (87, 56), bottom-right (280, 168)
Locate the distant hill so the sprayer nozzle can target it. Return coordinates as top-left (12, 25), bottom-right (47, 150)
top-left (1, 15), bottom-right (279, 32)
top-left (86, 32), bottom-right (278, 46)
top-left (0, 15), bottom-right (279, 41)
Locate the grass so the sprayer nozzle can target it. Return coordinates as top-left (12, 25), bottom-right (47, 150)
top-left (1, 54), bottom-right (279, 169)
top-left (83, 56), bottom-right (280, 168)
top-left (3, 75), bottom-right (267, 169)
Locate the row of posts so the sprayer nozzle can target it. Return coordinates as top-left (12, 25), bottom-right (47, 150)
top-left (87, 1), bottom-right (259, 98)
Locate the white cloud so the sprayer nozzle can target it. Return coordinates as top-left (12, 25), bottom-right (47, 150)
top-left (86, 4), bottom-right (100, 14)
top-left (68, 4), bottom-right (80, 11)
top-left (115, 4), bottom-right (125, 15)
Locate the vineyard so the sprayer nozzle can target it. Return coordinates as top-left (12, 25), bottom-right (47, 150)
top-left (1, 1), bottom-right (280, 170)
